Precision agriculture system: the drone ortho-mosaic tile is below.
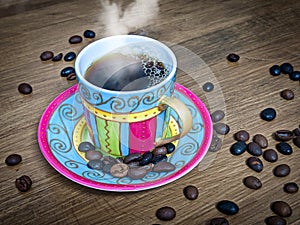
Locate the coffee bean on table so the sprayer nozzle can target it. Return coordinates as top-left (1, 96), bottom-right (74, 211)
top-left (66, 73), bottom-right (77, 81)
top-left (156, 206), bottom-right (176, 221)
top-left (280, 63), bottom-right (293, 74)
top-left (243, 176), bottom-right (262, 190)
top-left (40, 51), bottom-right (54, 61)
top-left (85, 150), bottom-right (102, 161)
top-left (293, 128), bottom-right (300, 136)
top-left (253, 134), bottom-right (268, 148)
top-left (78, 142), bottom-right (95, 152)
top-left (274, 130), bottom-right (294, 142)
top-left (110, 163), bottom-right (128, 178)
top-left (124, 153), bottom-right (142, 164)
top-left (227, 53), bottom-right (240, 62)
top-left (83, 30), bottom-right (96, 38)
top-left (269, 65), bottom-right (281, 76)
top-left (5, 154), bottom-right (22, 166)
top-left (289, 70), bottom-right (300, 81)
top-left (234, 130), bottom-right (250, 142)
top-left (60, 66), bottom-right (75, 77)
top-left (216, 200), bottom-right (239, 215)
top-left (210, 217), bottom-right (229, 225)
top-left (260, 108), bottom-right (276, 121)
top-left (270, 201), bottom-right (292, 217)
top-left (276, 142), bottom-right (293, 155)
top-left (15, 175), bottom-right (32, 192)
top-left (64, 51), bottom-right (76, 61)
top-left (280, 89), bottom-right (294, 100)
top-left (87, 160), bottom-right (103, 170)
top-left (263, 149), bottom-right (278, 163)
top-left (69, 35), bottom-right (83, 44)
top-left (18, 83), bottom-right (32, 95)
top-left (139, 151), bottom-right (153, 166)
top-left (247, 142), bottom-right (262, 156)
top-left (152, 161), bottom-right (175, 172)
top-left (246, 157), bottom-right (263, 172)
top-left (273, 164), bottom-right (290, 177)
top-left (213, 123), bottom-right (230, 135)
top-left (183, 185), bottom-right (199, 200)
top-left (230, 141), bottom-right (247, 155)
top-left (52, 53), bottom-right (63, 62)
top-left (210, 110), bottom-right (225, 123)
top-left (203, 82), bottom-right (214, 92)
top-left (293, 136), bottom-right (300, 148)
top-left (283, 182), bottom-right (298, 193)
top-left (152, 146), bottom-right (167, 156)
top-left (164, 142), bottom-right (176, 154)
top-left (209, 136), bottom-right (222, 152)
top-left (265, 216), bottom-right (287, 225)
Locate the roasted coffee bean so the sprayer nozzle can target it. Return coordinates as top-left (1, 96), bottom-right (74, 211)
top-left (40, 51), bottom-right (54, 61)
top-left (293, 136), bottom-right (300, 148)
top-left (273, 164), bottom-right (290, 177)
top-left (83, 29), bottom-right (96, 38)
top-left (151, 154), bottom-right (167, 164)
top-left (280, 89), bottom-right (294, 100)
top-left (263, 149), bottom-right (278, 163)
top-left (210, 110), bottom-right (225, 123)
top-left (209, 136), bottom-right (222, 152)
top-left (283, 182), bottom-right (298, 193)
top-left (183, 185), bottom-right (199, 200)
top-left (234, 130), bottom-right (250, 142)
top-left (123, 153), bottom-right (142, 164)
top-left (139, 151), bottom-right (153, 166)
top-left (203, 82), bottom-right (214, 92)
top-left (253, 134), bottom-right (268, 148)
top-left (246, 157), bottom-right (263, 172)
top-left (269, 65), bottom-right (281, 76)
top-left (69, 35), bottom-right (83, 44)
top-left (152, 146), bottom-right (167, 156)
top-left (276, 142), bottom-right (293, 155)
top-left (214, 123), bottom-right (230, 135)
top-left (156, 206), bottom-right (176, 221)
top-left (230, 141), bottom-right (247, 155)
top-left (271, 201), bottom-right (292, 217)
top-left (164, 142), bottom-right (176, 154)
top-left (78, 142), bottom-right (95, 152)
top-left (110, 163), bottom-right (128, 178)
top-left (243, 176), bottom-right (262, 190)
top-left (116, 157), bottom-right (124, 164)
top-left (18, 83), bottom-right (32, 95)
top-left (142, 164), bottom-right (154, 173)
top-left (260, 108), bottom-right (276, 121)
top-left (265, 216), bottom-right (287, 225)
top-left (87, 160), bottom-right (103, 170)
top-left (152, 161), bottom-right (175, 172)
top-left (102, 164), bottom-right (113, 173)
top-left (227, 53), bottom-right (240, 62)
top-left (64, 51), bottom-right (76, 61)
top-left (127, 166), bottom-right (148, 179)
top-left (127, 161), bottom-right (140, 168)
top-left (290, 71), bottom-right (300, 81)
top-left (274, 130), bottom-right (294, 142)
top-left (247, 142), bottom-right (263, 156)
top-left (15, 175), bottom-right (32, 192)
top-left (280, 63), bottom-right (293, 74)
top-left (210, 217), bottom-right (229, 225)
top-left (5, 154), bottom-right (22, 166)
top-left (52, 53), bottom-right (63, 62)
top-left (66, 73), bottom-right (77, 81)
top-left (60, 66), bottom-right (75, 77)
top-left (293, 128), bottom-right (300, 136)
top-left (85, 150), bottom-right (102, 161)
top-left (101, 156), bottom-right (118, 166)
top-left (216, 200), bottom-right (239, 215)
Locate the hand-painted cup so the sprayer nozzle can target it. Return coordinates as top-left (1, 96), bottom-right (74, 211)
top-left (75, 35), bottom-right (192, 157)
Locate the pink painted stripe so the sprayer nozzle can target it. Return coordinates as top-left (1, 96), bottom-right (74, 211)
top-left (129, 117), bottom-right (157, 153)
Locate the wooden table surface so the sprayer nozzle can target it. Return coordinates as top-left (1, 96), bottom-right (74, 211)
top-left (0, 0), bottom-right (299, 224)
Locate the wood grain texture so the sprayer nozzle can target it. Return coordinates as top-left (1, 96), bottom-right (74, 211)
top-left (0, 0), bottom-right (299, 224)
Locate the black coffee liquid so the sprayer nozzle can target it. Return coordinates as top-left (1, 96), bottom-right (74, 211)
top-left (85, 53), bottom-right (169, 91)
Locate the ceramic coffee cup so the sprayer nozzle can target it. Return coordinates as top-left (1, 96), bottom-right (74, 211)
top-left (75, 35), bottom-right (192, 157)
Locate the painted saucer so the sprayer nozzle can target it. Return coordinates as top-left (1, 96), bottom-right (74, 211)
top-left (38, 83), bottom-right (212, 192)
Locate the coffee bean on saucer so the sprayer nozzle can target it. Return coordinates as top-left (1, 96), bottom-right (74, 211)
top-left (260, 108), bottom-right (276, 121)
top-left (271, 201), bottom-right (292, 217)
top-left (227, 53), bottom-right (240, 62)
top-left (85, 150), bottom-right (102, 161)
top-left (276, 142), bottom-right (293, 155)
top-left (15, 175), bottom-right (32, 192)
top-left (110, 163), bottom-right (128, 178)
top-left (101, 156), bottom-right (118, 166)
top-left (234, 130), bottom-right (250, 142)
top-left (210, 217), bottom-right (229, 225)
top-left (151, 154), bottom-right (167, 164)
top-left (293, 136), bottom-right (300, 148)
top-left (213, 123), bottom-right (230, 135)
top-left (69, 35), bottom-right (83, 44)
top-left (210, 110), bottom-right (225, 123)
top-left (152, 146), bottom-right (167, 156)
top-left (83, 30), bottom-right (96, 38)
top-left (164, 142), bottom-right (176, 154)
top-left (253, 134), bottom-right (268, 148)
top-left (52, 53), bottom-right (63, 62)
top-left (152, 161), bottom-right (175, 172)
top-left (269, 65), bottom-right (281, 76)
top-left (203, 82), bottom-right (214, 92)
top-left (128, 166), bottom-right (148, 179)
top-left (127, 161), bottom-right (140, 168)
top-left (40, 51), bottom-right (54, 61)
top-left (246, 157), bottom-right (263, 172)
top-left (243, 176), bottom-right (262, 190)
top-left (67, 73), bottom-right (77, 81)
top-left (156, 206), bottom-right (176, 221)
top-left (274, 130), bottom-right (294, 142)
top-left (283, 182), bottom-right (298, 193)
top-left (5, 154), bottom-right (22, 166)
top-left (280, 63), bottom-right (293, 74)
top-left (247, 142), bottom-right (262, 156)
top-left (265, 216), bottom-right (287, 225)
top-left (60, 66), bottom-right (75, 77)
top-left (263, 149), bottom-right (278, 163)
top-left (280, 89), bottom-right (294, 100)
top-left (87, 160), bottom-right (103, 170)
top-left (216, 200), bottom-right (239, 215)
top-left (230, 141), bottom-right (247, 155)
top-left (289, 71), bottom-right (300, 81)
top-left (64, 51), bottom-right (76, 61)
top-left (124, 153), bottom-right (142, 164)
top-left (78, 142), bottom-right (95, 152)
top-left (183, 185), bottom-right (199, 200)
top-left (139, 151), bottom-right (153, 166)
top-left (273, 164), bottom-right (290, 177)
top-left (18, 83), bottom-right (32, 95)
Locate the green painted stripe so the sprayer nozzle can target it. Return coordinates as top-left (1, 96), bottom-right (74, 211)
top-left (96, 117), bottom-right (108, 152)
